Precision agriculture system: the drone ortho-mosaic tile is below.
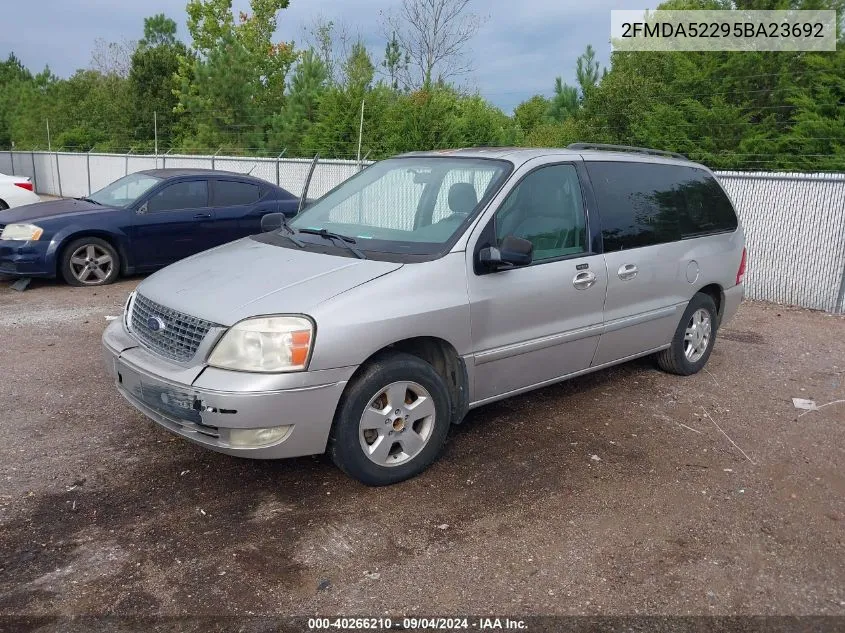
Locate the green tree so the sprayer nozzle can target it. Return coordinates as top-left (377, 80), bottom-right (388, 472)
top-left (303, 43), bottom-right (375, 157)
top-left (49, 70), bottom-right (131, 151)
top-left (575, 44), bottom-right (602, 100)
top-left (128, 14), bottom-right (188, 149)
top-left (513, 95), bottom-right (551, 136)
top-left (455, 94), bottom-right (519, 147)
top-left (0, 54), bottom-right (34, 147)
top-left (141, 13), bottom-right (179, 47)
top-left (382, 32), bottom-right (408, 90)
top-left (547, 77), bottom-right (579, 122)
top-left (174, 0), bottom-right (296, 151)
top-left (269, 50), bottom-right (329, 154)
top-left (344, 41), bottom-right (375, 93)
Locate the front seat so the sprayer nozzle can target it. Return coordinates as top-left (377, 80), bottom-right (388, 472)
top-left (511, 172), bottom-right (571, 253)
top-left (448, 182), bottom-right (478, 217)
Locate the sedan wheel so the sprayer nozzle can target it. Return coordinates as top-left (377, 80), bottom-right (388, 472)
top-left (69, 244), bottom-right (114, 285)
top-left (60, 237), bottom-right (120, 287)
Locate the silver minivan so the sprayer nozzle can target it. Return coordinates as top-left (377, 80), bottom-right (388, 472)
top-left (102, 145), bottom-right (746, 485)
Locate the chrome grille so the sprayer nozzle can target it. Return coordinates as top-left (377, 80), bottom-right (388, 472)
top-left (130, 294), bottom-right (216, 362)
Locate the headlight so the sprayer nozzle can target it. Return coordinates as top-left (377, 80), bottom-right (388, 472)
top-left (1, 223), bottom-right (43, 241)
top-left (208, 316), bottom-right (314, 373)
top-left (123, 291), bottom-right (137, 330)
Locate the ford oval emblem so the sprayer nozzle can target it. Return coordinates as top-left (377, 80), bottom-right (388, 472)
top-left (147, 316), bottom-right (166, 333)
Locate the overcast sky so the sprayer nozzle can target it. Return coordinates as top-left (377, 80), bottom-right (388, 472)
top-left (4, 0), bottom-right (658, 113)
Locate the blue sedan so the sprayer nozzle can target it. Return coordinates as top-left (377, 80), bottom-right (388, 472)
top-left (0, 169), bottom-right (301, 287)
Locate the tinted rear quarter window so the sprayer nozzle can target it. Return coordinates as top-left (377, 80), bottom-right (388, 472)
top-left (215, 180), bottom-right (260, 206)
top-left (679, 170), bottom-right (739, 237)
top-left (586, 161), bottom-right (737, 252)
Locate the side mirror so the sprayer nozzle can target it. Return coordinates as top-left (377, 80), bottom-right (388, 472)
top-left (137, 202), bottom-right (148, 215)
top-left (260, 212), bottom-right (286, 232)
top-left (478, 235), bottom-right (533, 271)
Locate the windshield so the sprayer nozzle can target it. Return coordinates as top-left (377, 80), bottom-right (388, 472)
top-left (289, 157), bottom-right (511, 255)
top-left (89, 172), bottom-right (162, 207)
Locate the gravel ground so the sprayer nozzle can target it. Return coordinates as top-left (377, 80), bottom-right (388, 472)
top-left (0, 277), bottom-right (843, 626)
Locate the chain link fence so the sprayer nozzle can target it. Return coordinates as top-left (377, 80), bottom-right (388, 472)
top-left (1, 150), bottom-right (843, 313)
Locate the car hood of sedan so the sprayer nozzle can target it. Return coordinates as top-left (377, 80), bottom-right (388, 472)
top-left (136, 238), bottom-right (404, 326)
top-left (0, 199), bottom-right (110, 223)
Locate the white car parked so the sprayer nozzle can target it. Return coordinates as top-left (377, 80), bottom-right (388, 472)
top-left (0, 173), bottom-right (40, 210)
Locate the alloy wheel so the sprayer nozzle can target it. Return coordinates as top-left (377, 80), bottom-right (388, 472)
top-left (684, 308), bottom-right (712, 362)
top-left (358, 381), bottom-right (436, 467)
top-left (69, 244), bottom-right (114, 285)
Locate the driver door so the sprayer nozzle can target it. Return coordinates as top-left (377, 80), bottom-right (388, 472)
top-left (466, 161), bottom-right (607, 404)
top-left (130, 179), bottom-right (215, 269)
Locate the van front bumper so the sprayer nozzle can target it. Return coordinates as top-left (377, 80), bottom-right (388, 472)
top-left (102, 319), bottom-right (354, 459)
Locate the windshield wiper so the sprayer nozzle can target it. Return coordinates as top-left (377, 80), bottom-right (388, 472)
top-left (278, 215), bottom-right (305, 248)
top-left (75, 197), bottom-right (102, 205)
top-left (298, 228), bottom-right (366, 259)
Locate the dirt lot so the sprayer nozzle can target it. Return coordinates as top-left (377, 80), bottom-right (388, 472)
top-left (0, 277), bottom-right (843, 626)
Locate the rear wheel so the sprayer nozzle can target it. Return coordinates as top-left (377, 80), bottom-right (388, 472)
top-left (328, 353), bottom-right (452, 486)
top-left (657, 292), bottom-right (718, 375)
top-left (60, 237), bottom-right (120, 287)
top-left (0, 199), bottom-right (8, 210)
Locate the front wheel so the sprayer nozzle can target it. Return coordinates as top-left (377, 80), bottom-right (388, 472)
top-left (656, 292), bottom-right (718, 376)
top-left (60, 237), bottom-right (120, 287)
top-left (328, 353), bottom-right (452, 486)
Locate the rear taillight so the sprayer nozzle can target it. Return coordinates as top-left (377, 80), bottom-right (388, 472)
top-left (14, 181), bottom-right (34, 192)
top-left (736, 247), bottom-right (747, 285)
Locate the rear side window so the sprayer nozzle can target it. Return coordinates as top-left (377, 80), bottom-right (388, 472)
top-left (680, 171), bottom-right (739, 237)
top-left (215, 180), bottom-right (260, 206)
top-left (586, 162), bottom-right (737, 252)
top-left (147, 180), bottom-right (208, 213)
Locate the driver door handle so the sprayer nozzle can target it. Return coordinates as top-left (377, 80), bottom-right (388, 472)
top-left (573, 271), bottom-right (597, 290)
top-left (193, 212), bottom-right (212, 219)
top-left (618, 263), bottom-right (638, 280)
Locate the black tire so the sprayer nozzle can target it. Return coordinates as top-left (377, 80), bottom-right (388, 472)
top-left (328, 352), bottom-right (452, 486)
top-left (0, 199), bottom-right (8, 210)
top-left (657, 292), bottom-right (718, 376)
top-left (60, 237), bottom-right (120, 287)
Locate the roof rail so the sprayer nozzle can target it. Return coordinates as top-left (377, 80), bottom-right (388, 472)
top-left (567, 143), bottom-right (687, 160)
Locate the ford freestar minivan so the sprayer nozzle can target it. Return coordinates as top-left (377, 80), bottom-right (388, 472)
top-left (102, 144), bottom-right (746, 485)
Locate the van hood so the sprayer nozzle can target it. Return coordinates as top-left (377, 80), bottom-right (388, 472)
top-left (136, 238), bottom-right (403, 326)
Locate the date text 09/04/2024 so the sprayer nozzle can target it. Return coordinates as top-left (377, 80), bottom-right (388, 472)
top-left (307, 617), bottom-right (528, 630)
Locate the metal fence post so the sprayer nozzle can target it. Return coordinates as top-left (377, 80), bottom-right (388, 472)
top-left (31, 151), bottom-right (38, 193)
top-left (359, 151), bottom-right (371, 172)
top-left (9, 150), bottom-right (15, 176)
top-left (163, 148), bottom-right (172, 169)
top-left (86, 147), bottom-right (93, 195)
top-left (125, 147), bottom-right (133, 176)
top-left (211, 147), bottom-right (222, 171)
top-left (276, 149), bottom-right (286, 186)
top-left (55, 149), bottom-right (63, 198)
top-left (836, 253), bottom-right (845, 314)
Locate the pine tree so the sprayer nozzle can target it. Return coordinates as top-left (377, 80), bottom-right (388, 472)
top-left (269, 50), bottom-right (329, 155)
top-left (382, 32), bottom-right (408, 90)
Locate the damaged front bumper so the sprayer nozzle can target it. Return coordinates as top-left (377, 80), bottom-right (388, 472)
top-left (101, 319), bottom-right (354, 459)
